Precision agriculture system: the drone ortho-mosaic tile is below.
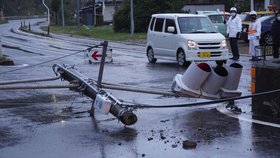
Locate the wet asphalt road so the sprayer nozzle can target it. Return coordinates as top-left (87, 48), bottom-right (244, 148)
top-left (0, 19), bottom-right (280, 158)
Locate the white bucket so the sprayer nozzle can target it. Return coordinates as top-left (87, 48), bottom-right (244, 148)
top-left (181, 62), bottom-right (211, 90)
top-left (172, 62), bottom-right (211, 97)
top-left (201, 66), bottom-right (228, 99)
top-left (222, 63), bottom-right (243, 90)
top-left (220, 63), bottom-right (243, 98)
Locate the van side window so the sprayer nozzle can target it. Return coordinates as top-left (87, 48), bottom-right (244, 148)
top-left (165, 19), bottom-right (177, 33)
top-left (150, 17), bottom-right (155, 30)
top-left (209, 15), bottom-right (223, 23)
top-left (154, 18), bottom-right (164, 32)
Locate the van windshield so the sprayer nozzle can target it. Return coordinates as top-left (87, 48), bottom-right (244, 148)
top-left (178, 17), bottom-right (217, 33)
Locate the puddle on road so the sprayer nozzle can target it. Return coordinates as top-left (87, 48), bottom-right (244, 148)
top-left (10, 105), bottom-right (73, 124)
top-left (0, 93), bottom-right (91, 124)
top-left (0, 93), bottom-right (81, 108)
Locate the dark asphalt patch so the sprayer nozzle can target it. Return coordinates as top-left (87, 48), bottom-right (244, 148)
top-left (182, 140), bottom-right (197, 149)
top-left (181, 109), bottom-right (241, 142)
top-left (0, 127), bottom-right (20, 148)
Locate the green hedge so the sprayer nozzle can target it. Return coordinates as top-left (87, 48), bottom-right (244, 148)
top-left (113, 0), bottom-right (185, 33)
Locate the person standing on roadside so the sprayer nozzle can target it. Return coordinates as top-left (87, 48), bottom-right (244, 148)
top-left (226, 7), bottom-right (242, 61)
top-left (248, 11), bottom-right (261, 61)
top-left (272, 9), bottom-right (280, 58)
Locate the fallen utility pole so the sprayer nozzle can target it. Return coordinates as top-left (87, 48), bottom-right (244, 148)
top-left (52, 41), bottom-right (137, 126)
top-left (53, 64), bottom-right (137, 126)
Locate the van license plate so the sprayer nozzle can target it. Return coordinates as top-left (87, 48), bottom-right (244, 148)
top-left (200, 52), bottom-right (211, 58)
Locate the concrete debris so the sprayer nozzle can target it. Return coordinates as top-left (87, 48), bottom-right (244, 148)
top-left (182, 140), bottom-right (197, 149)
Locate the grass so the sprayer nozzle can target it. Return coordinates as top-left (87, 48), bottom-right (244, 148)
top-left (0, 19), bottom-right (8, 24)
top-left (48, 25), bottom-right (147, 42)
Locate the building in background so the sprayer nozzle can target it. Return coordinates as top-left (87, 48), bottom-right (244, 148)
top-left (182, 2), bottom-right (225, 13)
top-left (80, 0), bottom-right (122, 25)
top-left (250, 0), bottom-right (279, 11)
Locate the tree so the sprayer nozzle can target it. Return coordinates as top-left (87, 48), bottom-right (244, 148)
top-left (113, 0), bottom-right (185, 33)
top-left (51, 0), bottom-right (60, 25)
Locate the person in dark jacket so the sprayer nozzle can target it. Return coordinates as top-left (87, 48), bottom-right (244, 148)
top-left (272, 10), bottom-right (280, 58)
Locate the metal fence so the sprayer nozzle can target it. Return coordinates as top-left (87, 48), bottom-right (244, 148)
top-left (260, 45), bottom-right (273, 60)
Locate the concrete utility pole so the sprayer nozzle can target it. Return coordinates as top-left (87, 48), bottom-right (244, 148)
top-left (130, 0), bottom-right (134, 34)
top-left (53, 63), bottom-right (138, 125)
top-left (42, 0), bottom-right (50, 34)
top-left (250, 0), bottom-right (254, 11)
top-left (77, 0), bottom-right (80, 27)
top-left (0, 37), bottom-right (3, 57)
top-left (92, 0), bottom-right (95, 26)
top-left (61, 0), bottom-right (65, 28)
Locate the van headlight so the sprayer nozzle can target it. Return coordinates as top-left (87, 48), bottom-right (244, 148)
top-left (221, 40), bottom-right (227, 49)
top-left (187, 40), bottom-right (197, 50)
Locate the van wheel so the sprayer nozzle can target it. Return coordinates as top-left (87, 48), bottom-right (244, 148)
top-left (177, 49), bottom-right (188, 67)
top-left (216, 60), bottom-right (226, 66)
top-left (147, 47), bottom-right (157, 63)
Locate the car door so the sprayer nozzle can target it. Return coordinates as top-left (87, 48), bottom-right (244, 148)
top-left (161, 18), bottom-right (178, 58)
top-left (152, 17), bottom-right (165, 56)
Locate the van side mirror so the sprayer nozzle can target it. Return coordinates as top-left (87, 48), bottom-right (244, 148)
top-left (167, 26), bottom-right (176, 33)
top-left (223, 20), bottom-right (226, 24)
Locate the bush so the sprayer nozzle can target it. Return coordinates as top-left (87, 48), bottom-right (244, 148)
top-left (113, 0), bottom-right (184, 33)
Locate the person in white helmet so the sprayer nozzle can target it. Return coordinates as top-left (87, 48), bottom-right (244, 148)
top-left (272, 9), bottom-right (280, 58)
top-left (226, 7), bottom-right (242, 61)
top-left (248, 11), bottom-right (261, 61)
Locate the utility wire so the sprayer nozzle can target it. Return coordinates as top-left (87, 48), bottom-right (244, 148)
top-left (0, 76), bottom-right (60, 85)
top-left (124, 88), bottom-right (280, 109)
top-left (0, 45), bottom-right (99, 74)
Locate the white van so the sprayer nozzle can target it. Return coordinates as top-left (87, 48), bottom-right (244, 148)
top-left (146, 13), bottom-right (229, 66)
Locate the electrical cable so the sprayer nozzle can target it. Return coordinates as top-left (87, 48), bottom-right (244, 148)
top-left (122, 89), bottom-right (280, 109)
top-left (0, 84), bottom-right (78, 90)
top-left (0, 100), bottom-right (92, 106)
top-left (0, 45), bottom-right (100, 74)
top-left (0, 76), bottom-right (61, 85)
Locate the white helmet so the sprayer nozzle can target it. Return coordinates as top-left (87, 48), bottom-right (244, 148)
top-left (230, 7), bottom-right (237, 13)
top-left (249, 11), bottom-right (257, 16)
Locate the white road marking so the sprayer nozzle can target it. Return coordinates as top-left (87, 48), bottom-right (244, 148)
top-left (216, 105), bottom-right (280, 128)
top-left (0, 64), bottom-right (29, 68)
